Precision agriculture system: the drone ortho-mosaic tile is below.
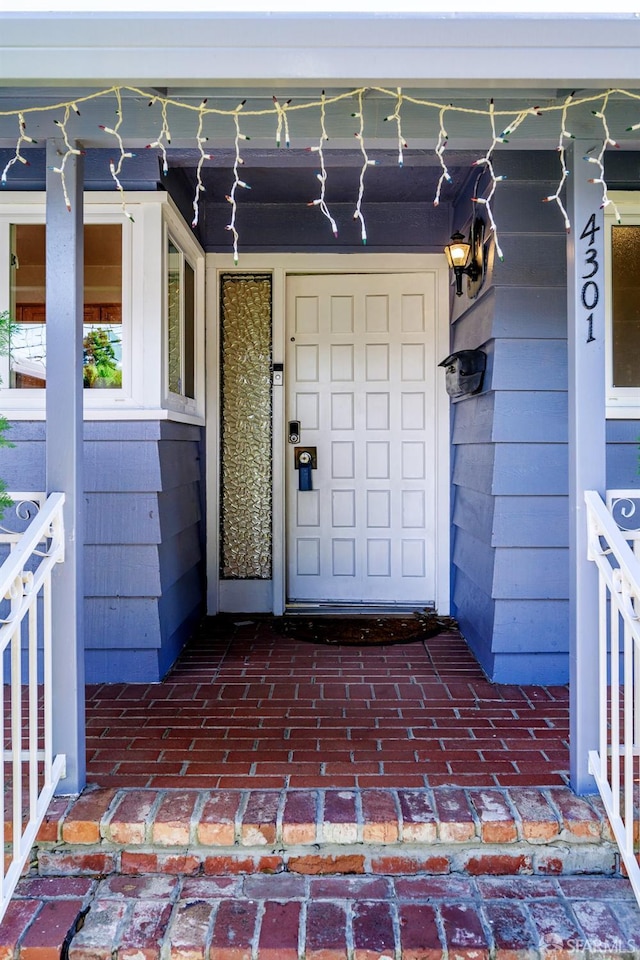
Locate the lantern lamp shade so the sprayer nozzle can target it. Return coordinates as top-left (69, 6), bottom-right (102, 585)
top-left (444, 231), bottom-right (471, 270)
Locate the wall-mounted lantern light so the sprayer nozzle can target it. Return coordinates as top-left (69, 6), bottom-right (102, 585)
top-left (444, 217), bottom-right (485, 298)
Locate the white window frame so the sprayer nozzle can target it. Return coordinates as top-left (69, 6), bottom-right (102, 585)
top-left (0, 192), bottom-right (205, 423)
top-left (605, 192), bottom-right (640, 419)
top-left (162, 204), bottom-right (204, 420)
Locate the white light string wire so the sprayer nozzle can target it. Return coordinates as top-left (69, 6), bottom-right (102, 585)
top-left (585, 92), bottom-right (622, 223)
top-left (543, 92), bottom-right (574, 232)
top-left (353, 90), bottom-right (376, 245)
top-left (51, 104), bottom-right (84, 211)
top-left (1, 113), bottom-right (37, 186)
top-left (192, 98), bottom-right (213, 229)
top-left (307, 91), bottom-right (338, 238)
top-left (225, 101), bottom-right (251, 265)
top-left (99, 90), bottom-right (135, 222)
top-left (273, 96), bottom-right (291, 148)
top-left (433, 106), bottom-right (451, 207)
top-left (146, 97), bottom-right (172, 176)
top-left (3, 85), bottom-right (640, 258)
top-left (383, 87), bottom-right (407, 168)
top-left (471, 99), bottom-right (507, 261)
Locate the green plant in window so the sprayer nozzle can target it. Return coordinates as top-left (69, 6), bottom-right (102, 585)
top-left (83, 328), bottom-right (122, 389)
top-left (0, 311), bottom-right (16, 519)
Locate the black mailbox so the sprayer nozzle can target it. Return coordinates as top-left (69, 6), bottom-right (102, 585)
top-left (438, 349), bottom-right (486, 401)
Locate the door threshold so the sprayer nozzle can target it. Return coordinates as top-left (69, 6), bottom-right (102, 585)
top-left (285, 602), bottom-right (435, 616)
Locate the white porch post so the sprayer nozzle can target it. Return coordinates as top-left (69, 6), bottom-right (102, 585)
top-left (45, 139), bottom-right (86, 795)
top-left (567, 142), bottom-right (606, 795)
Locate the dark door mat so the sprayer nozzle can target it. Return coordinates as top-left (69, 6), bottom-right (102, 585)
top-left (276, 611), bottom-right (458, 646)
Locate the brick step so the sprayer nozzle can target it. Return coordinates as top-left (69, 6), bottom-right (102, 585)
top-left (22, 784), bottom-right (622, 880)
top-left (5, 872), bottom-right (640, 959)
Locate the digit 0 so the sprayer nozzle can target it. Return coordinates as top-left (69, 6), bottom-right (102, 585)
top-left (581, 281), bottom-right (599, 311)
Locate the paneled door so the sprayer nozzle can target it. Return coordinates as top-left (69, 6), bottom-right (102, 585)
top-left (285, 272), bottom-right (439, 606)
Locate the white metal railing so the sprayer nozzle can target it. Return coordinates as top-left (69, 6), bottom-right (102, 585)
top-left (585, 489), bottom-right (640, 904)
top-left (0, 492), bottom-right (66, 920)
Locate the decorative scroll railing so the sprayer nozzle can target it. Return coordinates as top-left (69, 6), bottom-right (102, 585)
top-left (0, 492), bottom-right (66, 921)
top-left (585, 489), bottom-right (640, 905)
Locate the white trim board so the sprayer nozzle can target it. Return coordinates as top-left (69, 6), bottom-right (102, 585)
top-left (2, 14), bottom-right (640, 87)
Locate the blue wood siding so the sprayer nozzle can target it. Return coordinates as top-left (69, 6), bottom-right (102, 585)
top-left (449, 156), bottom-right (570, 683)
top-left (4, 420), bottom-right (204, 682)
top-left (606, 420), bottom-right (640, 489)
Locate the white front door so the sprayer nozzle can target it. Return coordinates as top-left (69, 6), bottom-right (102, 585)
top-left (285, 272), bottom-right (442, 607)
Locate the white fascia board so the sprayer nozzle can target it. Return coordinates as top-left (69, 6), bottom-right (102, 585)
top-left (1, 13), bottom-right (640, 87)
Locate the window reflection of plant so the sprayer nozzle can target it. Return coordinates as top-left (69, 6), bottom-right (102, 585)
top-left (0, 311), bottom-right (15, 519)
top-left (83, 327), bottom-right (122, 389)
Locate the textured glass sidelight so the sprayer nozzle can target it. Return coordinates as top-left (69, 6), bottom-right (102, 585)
top-left (220, 274), bottom-right (273, 579)
top-left (167, 240), bottom-right (181, 395)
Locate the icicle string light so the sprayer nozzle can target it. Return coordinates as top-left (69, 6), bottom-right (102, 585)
top-left (226, 101), bottom-right (250, 265)
top-left (146, 98), bottom-right (172, 175)
top-left (498, 105), bottom-right (542, 141)
top-left (383, 87), bottom-right (407, 167)
top-left (51, 105), bottom-right (84, 211)
top-left (273, 96), bottom-right (292, 148)
top-left (99, 90), bottom-right (135, 222)
top-left (586, 92), bottom-right (622, 222)
top-left (543, 92), bottom-right (574, 232)
top-left (1, 113), bottom-right (36, 186)
top-left (191, 99), bottom-right (212, 229)
top-left (433, 106), bottom-right (451, 207)
top-left (307, 91), bottom-right (338, 238)
top-left (4, 85), bottom-right (640, 259)
top-left (353, 90), bottom-right (369, 245)
top-left (471, 99), bottom-right (507, 261)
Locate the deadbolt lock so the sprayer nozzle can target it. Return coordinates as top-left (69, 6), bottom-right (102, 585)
top-left (288, 420), bottom-right (300, 444)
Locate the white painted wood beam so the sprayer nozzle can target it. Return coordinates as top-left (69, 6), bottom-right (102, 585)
top-left (1, 14), bottom-right (640, 87)
top-left (46, 139), bottom-right (86, 796)
top-left (567, 140), bottom-right (607, 796)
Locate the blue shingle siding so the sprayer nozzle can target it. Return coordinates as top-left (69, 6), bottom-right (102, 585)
top-left (4, 419), bottom-right (204, 683)
top-left (449, 160), bottom-right (570, 684)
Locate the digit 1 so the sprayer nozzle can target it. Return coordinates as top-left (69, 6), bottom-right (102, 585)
top-left (586, 313), bottom-right (595, 343)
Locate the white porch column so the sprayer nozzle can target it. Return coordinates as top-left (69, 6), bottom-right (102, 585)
top-left (566, 142), bottom-right (606, 795)
top-left (45, 139), bottom-right (86, 795)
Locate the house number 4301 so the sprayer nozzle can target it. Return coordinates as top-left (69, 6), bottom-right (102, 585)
top-left (580, 213), bottom-right (600, 344)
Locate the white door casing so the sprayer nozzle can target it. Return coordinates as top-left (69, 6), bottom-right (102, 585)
top-left (205, 254), bottom-right (450, 617)
top-left (286, 271), bottom-right (443, 608)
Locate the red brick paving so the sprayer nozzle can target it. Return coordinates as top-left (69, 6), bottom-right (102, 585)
top-left (84, 616), bottom-right (570, 791)
top-left (5, 617), bottom-right (627, 958)
top-left (7, 873), bottom-right (640, 960)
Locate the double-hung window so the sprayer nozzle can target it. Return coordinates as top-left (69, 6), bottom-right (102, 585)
top-left (0, 193), bottom-right (204, 422)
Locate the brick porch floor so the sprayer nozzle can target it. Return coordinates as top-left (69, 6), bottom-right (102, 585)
top-left (5, 617), bottom-right (640, 959)
top-left (85, 615), bottom-right (570, 791)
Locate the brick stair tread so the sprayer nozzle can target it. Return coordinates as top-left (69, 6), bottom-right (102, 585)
top-left (14, 784), bottom-right (621, 884)
top-left (24, 784), bottom-right (615, 850)
top-left (6, 873), bottom-right (640, 959)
